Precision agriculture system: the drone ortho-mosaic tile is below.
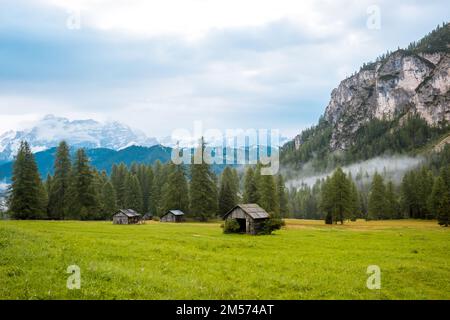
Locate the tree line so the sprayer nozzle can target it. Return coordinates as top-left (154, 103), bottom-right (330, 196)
top-left (287, 165), bottom-right (450, 226)
top-left (7, 140), bottom-right (288, 221)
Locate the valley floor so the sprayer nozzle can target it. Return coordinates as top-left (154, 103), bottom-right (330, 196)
top-left (0, 219), bottom-right (449, 300)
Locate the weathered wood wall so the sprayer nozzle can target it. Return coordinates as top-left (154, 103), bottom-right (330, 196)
top-left (161, 213), bottom-right (176, 222)
top-left (224, 207), bottom-right (268, 234)
top-left (113, 214), bottom-right (129, 224)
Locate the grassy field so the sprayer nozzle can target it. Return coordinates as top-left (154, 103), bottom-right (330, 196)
top-left (0, 219), bottom-right (449, 300)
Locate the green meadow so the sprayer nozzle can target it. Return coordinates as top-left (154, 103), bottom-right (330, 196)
top-left (0, 219), bottom-right (449, 300)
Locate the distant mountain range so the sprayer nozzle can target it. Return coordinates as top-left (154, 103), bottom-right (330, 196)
top-left (0, 114), bottom-right (159, 163)
top-left (0, 113), bottom-right (283, 185)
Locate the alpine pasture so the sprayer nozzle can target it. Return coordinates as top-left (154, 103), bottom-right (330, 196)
top-left (1, 219), bottom-right (449, 300)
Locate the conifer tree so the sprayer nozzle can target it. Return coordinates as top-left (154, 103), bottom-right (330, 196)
top-left (145, 166), bottom-right (155, 214)
top-left (429, 176), bottom-right (449, 227)
top-left (417, 167), bottom-right (434, 219)
top-left (9, 141), bottom-right (46, 219)
top-left (368, 172), bottom-right (386, 220)
top-left (136, 164), bottom-right (153, 214)
top-left (231, 168), bottom-right (240, 200)
top-left (189, 138), bottom-right (218, 221)
top-left (124, 174), bottom-right (143, 213)
top-left (401, 171), bottom-right (418, 218)
top-left (258, 173), bottom-right (278, 214)
top-left (69, 148), bottom-right (99, 220)
top-left (48, 141), bottom-right (72, 219)
top-left (320, 176), bottom-right (334, 224)
top-left (152, 160), bottom-right (166, 215)
top-left (162, 163), bottom-right (189, 214)
top-left (348, 177), bottom-right (360, 221)
top-left (45, 174), bottom-right (52, 198)
top-left (440, 166), bottom-right (450, 193)
top-left (330, 167), bottom-right (351, 224)
top-left (37, 181), bottom-right (48, 219)
top-left (218, 166), bottom-right (238, 215)
top-left (319, 168), bottom-right (351, 224)
top-left (276, 174), bottom-right (288, 217)
top-left (101, 181), bottom-right (117, 219)
top-left (111, 163), bottom-right (128, 209)
top-left (385, 181), bottom-right (400, 219)
top-left (243, 167), bottom-right (259, 203)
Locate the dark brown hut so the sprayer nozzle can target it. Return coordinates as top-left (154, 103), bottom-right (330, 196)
top-left (222, 204), bottom-right (269, 235)
top-left (112, 209), bottom-right (142, 224)
top-left (160, 210), bottom-right (185, 222)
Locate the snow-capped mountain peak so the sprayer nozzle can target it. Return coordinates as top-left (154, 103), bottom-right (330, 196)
top-left (0, 115), bottom-right (158, 162)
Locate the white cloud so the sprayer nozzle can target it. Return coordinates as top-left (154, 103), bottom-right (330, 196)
top-left (42, 0), bottom-right (367, 39)
top-left (1, 0), bottom-right (448, 139)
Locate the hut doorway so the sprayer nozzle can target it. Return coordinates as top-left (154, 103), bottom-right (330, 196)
top-left (236, 218), bottom-right (247, 233)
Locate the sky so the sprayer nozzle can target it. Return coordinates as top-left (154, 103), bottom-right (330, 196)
top-left (0, 0), bottom-right (448, 139)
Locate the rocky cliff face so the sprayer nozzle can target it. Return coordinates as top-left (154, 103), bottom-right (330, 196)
top-left (324, 50), bottom-right (450, 150)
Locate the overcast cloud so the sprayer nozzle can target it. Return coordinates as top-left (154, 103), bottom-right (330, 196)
top-left (0, 0), bottom-right (448, 138)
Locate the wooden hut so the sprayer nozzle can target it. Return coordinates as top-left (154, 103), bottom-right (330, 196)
top-left (112, 209), bottom-right (142, 224)
top-left (222, 204), bottom-right (269, 235)
top-left (160, 210), bottom-right (185, 222)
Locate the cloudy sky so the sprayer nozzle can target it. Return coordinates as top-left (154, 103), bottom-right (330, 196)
top-left (0, 0), bottom-right (448, 139)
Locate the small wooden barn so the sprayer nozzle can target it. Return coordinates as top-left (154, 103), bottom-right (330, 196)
top-left (223, 204), bottom-right (270, 235)
top-left (112, 209), bottom-right (142, 224)
top-left (160, 210), bottom-right (185, 222)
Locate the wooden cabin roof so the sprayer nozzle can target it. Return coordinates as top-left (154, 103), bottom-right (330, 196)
top-left (114, 209), bottom-right (141, 218)
top-left (163, 209), bottom-right (185, 216)
top-left (223, 204), bottom-right (270, 220)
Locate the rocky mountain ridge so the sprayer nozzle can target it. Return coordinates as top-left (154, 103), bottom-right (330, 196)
top-left (324, 50), bottom-right (449, 150)
top-left (0, 115), bottom-right (159, 163)
top-left (293, 23), bottom-right (450, 152)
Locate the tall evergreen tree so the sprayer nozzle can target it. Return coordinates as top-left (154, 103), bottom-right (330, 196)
top-left (9, 141), bottom-right (46, 219)
top-left (276, 174), bottom-right (288, 217)
top-left (258, 173), bottom-right (278, 214)
top-left (111, 163), bottom-right (128, 209)
top-left (48, 141), bottom-right (72, 219)
top-left (189, 138), bottom-right (218, 221)
top-left (136, 164), bottom-right (154, 214)
top-left (330, 167), bottom-right (351, 224)
top-left (100, 181), bottom-right (117, 219)
top-left (124, 174), bottom-right (143, 213)
top-left (429, 176), bottom-right (450, 227)
top-left (231, 168), bottom-right (240, 200)
top-left (417, 167), bottom-right (434, 219)
top-left (319, 168), bottom-right (351, 224)
top-left (218, 166), bottom-right (238, 215)
top-left (368, 172), bottom-right (387, 220)
top-left (243, 167), bottom-right (259, 203)
top-left (162, 163), bottom-right (189, 213)
top-left (152, 160), bottom-right (167, 216)
top-left (45, 174), bottom-right (52, 198)
top-left (401, 171), bottom-right (419, 218)
top-left (440, 166), bottom-right (450, 193)
top-left (385, 181), bottom-right (400, 219)
top-left (348, 177), bottom-right (360, 221)
top-left (320, 176), bottom-right (334, 224)
top-left (69, 148), bottom-right (99, 220)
